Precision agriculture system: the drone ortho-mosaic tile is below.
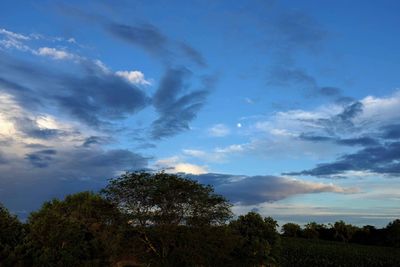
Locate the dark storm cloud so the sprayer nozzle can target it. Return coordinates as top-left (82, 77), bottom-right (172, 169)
top-left (336, 137), bottom-right (379, 147)
top-left (57, 73), bottom-right (151, 126)
top-left (13, 117), bottom-right (63, 140)
top-left (0, 76), bottom-right (42, 109)
top-left (190, 173), bottom-right (355, 205)
top-left (82, 136), bottom-right (108, 147)
top-left (381, 124), bottom-right (400, 139)
top-left (150, 68), bottom-right (214, 139)
top-left (106, 22), bottom-right (208, 68)
top-left (0, 146), bottom-right (149, 218)
top-left (318, 87), bottom-right (341, 97)
top-left (314, 101), bottom-right (363, 135)
top-left (299, 134), bottom-right (379, 147)
top-left (0, 152), bottom-right (8, 164)
top-left (285, 142), bottom-right (400, 177)
top-left (0, 53), bottom-right (150, 128)
top-left (299, 133), bottom-right (333, 142)
top-left (25, 149), bottom-right (57, 168)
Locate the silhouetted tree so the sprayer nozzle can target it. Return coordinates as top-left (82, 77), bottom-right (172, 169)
top-left (102, 171), bottom-right (233, 266)
top-left (303, 222), bottom-right (320, 239)
top-left (0, 204), bottom-right (24, 266)
top-left (282, 223), bottom-right (302, 237)
top-left (332, 220), bottom-right (357, 242)
top-left (230, 212), bottom-right (281, 266)
top-left (102, 171), bottom-right (232, 226)
top-left (22, 192), bottom-right (127, 266)
top-left (385, 219), bottom-right (400, 247)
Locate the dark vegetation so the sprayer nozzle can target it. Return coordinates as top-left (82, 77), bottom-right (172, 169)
top-left (0, 171), bottom-right (399, 266)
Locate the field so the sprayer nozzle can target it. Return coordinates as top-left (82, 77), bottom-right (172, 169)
top-left (281, 237), bottom-right (400, 267)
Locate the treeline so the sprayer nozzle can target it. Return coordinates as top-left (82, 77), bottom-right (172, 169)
top-left (0, 171), bottom-right (399, 267)
top-left (281, 219), bottom-right (400, 247)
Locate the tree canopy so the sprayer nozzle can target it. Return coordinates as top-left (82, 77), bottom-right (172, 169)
top-left (101, 171), bottom-right (233, 226)
top-left (22, 191), bottom-right (127, 267)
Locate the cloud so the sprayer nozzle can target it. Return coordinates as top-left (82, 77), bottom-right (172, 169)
top-left (61, 9), bottom-right (207, 67)
top-left (267, 66), bottom-right (345, 100)
top-left (191, 173), bottom-right (358, 205)
top-left (0, 28), bottom-right (32, 52)
top-left (196, 91), bottom-right (400, 168)
top-left (273, 11), bottom-right (327, 52)
top-left (81, 136), bottom-right (108, 147)
top-left (381, 124), bottom-right (400, 139)
top-left (106, 22), bottom-right (207, 67)
top-left (25, 149), bottom-right (57, 168)
top-left (155, 156), bottom-right (208, 174)
top-left (115, 70), bottom-right (151, 86)
top-left (151, 68), bottom-right (214, 139)
top-left (208, 123), bottom-right (230, 137)
top-left (107, 22), bottom-right (170, 59)
top-left (0, 51), bottom-right (150, 127)
top-left (36, 47), bottom-right (75, 60)
top-left (285, 141), bottom-right (400, 178)
top-left (0, 145), bottom-right (149, 218)
top-left (179, 42), bottom-right (207, 67)
top-left (0, 28), bottom-right (30, 40)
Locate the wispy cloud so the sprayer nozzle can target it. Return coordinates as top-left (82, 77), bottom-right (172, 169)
top-left (208, 123), bottom-right (231, 137)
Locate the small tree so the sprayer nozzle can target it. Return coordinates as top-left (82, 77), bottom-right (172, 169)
top-left (24, 192), bottom-right (126, 266)
top-left (282, 223), bottom-right (302, 237)
top-left (303, 222), bottom-right (320, 239)
top-left (229, 212), bottom-right (281, 266)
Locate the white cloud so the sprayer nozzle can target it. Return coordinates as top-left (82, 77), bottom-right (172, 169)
top-left (358, 91), bottom-right (400, 125)
top-left (36, 47), bottom-right (75, 60)
top-left (155, 156), bottom-right (208, 174)
top-left (115, 70), bottom-right (151, 86)
top-left (245, 97), bottom-right (254, 104)
top-left (0, 28), bottom-right (32, 52)
top-left (0, 28), bottom-right (30, 40)
top-left (208, 123), bottom-right (230, 137)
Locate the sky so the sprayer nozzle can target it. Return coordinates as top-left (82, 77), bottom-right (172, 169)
top-left (0, 0), bottom-right (400, 227)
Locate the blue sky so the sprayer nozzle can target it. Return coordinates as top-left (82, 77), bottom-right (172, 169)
top-left (1, 0), bottom-right (400, 226)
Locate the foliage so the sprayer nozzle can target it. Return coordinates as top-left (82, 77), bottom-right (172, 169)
top-left (385, 219), bottom-right (400, 247)
top-left (21, 192), bottom-right (126, 266)
top-left (229, 212), bottom-right (281, 266)
top-left (0, 204), bottom-right (24, 266)
top-left (101, 171), bottom-right (233, 227)
top-left (102, 171), bottom-right (235, 266)
top-left (282, 223), bottom-right (302, 237)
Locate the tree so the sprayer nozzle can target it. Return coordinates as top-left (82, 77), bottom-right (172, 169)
top-left (0, 204), bottom-right (24, 265)
top-left (229, 212), bottom-right (281, 267)
top-left (332, 220), bottom-right (357, 242)
top-left (23, 192), bottom-right (127, 266)
top-left (101, 171), bottom-right (233, 266)
top-left (385, 219), bottom-right (400, 247)
top-left (282, 223), bottom-right (302, 237)
top-left (303, 222), bottom-right (320, 239)
top-left (101, 171), bottom-right (233, 226)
